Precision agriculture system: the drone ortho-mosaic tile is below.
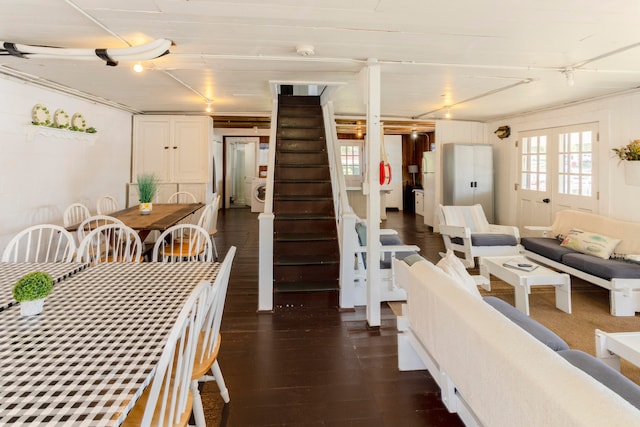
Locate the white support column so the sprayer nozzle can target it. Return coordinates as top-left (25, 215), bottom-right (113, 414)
top-left (365, 58), bottom-right (382, 327)
top-left (258, 212), bottom-right (274, 312)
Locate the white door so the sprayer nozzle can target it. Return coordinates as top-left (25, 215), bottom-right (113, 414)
top-left (384, 135), bottom-right (403, 209)
top-left (517, 131), bottom-right (553, 233)
top-left (517, 123), bottom-right (598, 234)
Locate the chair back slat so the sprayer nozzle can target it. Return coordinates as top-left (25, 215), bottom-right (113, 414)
top-left (2, 224), bottom-right (76, 262)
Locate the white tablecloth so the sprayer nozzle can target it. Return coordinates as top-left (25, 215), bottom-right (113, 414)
top-left (0, 261), bottom-right (221, 426)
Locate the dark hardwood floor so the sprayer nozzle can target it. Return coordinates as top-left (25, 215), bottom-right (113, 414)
top-left (206, 207), bottom-right (464, 426)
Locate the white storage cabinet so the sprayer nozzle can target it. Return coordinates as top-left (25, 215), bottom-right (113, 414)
top-left (442, 143), bottom-right (494, 222)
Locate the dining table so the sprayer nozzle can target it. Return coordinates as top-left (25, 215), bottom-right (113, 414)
top-left (69, 203), bottom-right (205, 242)
top-left (0, 261), bottom-right (221, 426)
top-left (0, 261), bottom-right (89, 312)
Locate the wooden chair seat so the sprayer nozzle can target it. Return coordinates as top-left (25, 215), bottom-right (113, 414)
top-left (122, 377), bottom-right (193, 427)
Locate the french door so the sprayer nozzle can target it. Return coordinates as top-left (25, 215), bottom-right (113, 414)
top-left (516, 123), bottom-right (599, 233)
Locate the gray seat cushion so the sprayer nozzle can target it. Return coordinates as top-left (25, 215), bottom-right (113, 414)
top-left (403, 254), bottom-right (426, 266)
top-left (451, 233), bottom-right (518, 247)
top-left (561, 253), bottom-right (640, 280)
top-left (483, 296), bottom-right (569, 351)
top-left (558, 349), bottom-right (640, 410)
top-left (521, 237), bottom-right (577, 262)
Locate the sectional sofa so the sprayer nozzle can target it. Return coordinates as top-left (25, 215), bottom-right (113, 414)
top-left (394, 255), bottom-right (640, 426)
top-left (521, 210), bottom-right (640, 316)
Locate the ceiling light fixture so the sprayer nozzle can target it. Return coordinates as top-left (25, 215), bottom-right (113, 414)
top-left (411, 129), bottom-right (418, 139)
top-left (445, 108), bottom-right (451, 119)
top-left (205, 100), bottom-right (213, 113)
top-left (133, 62), bottom-right (143, 73)
top-left (0, 38), bottom-right (172, 66)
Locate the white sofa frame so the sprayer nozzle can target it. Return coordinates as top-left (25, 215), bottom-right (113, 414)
top-left (393, 257), bottom-right (640, 426)
top-left (523, 210), bottom-right (640, 316)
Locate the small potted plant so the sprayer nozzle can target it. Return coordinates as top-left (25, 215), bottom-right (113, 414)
top-left (137, 173), bottom-right (159, 214)
top-left (13, 272), bottom-right (54, 317)
top-left (613, 140), bottom-right (640, 185)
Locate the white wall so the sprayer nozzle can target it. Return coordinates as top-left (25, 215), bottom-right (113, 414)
top-left (486, 90), bottom-right (640, 226)
top-left (0, 76), bottom-right (132, 252)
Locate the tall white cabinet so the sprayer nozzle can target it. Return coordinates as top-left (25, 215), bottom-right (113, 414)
top-left (129, 115), bottom-right (213, 206)
top-left (442, 143), bottom-right (494, 222)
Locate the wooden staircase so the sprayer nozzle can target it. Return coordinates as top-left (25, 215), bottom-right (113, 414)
top-left (273, 94), bottom-right (340, 308)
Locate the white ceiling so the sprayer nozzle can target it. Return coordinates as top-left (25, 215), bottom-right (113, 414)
top-left (3, 0), bottom-right (640, 122)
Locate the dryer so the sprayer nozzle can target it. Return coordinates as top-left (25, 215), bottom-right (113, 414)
top-left (251, 178), bottom-right (266, 212)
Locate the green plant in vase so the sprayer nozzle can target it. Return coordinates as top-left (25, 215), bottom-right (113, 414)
top-left (13, 271), bottom-right (54, 316)
top-left (137, 173), bottom-right (159, 215)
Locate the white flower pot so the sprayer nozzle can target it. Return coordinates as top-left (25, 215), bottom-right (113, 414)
top-left (139, 202), bottom-right (153, 215)
top-left (624, 161), bottom-right (640, 186)
top-left (20, 299), bottom-right (45, 317)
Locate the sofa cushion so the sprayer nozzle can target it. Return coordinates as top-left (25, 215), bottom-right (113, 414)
top-left (483, 296), bottom-right (570, 351)
top-left (561, 253), bottom-right (640, 280)
top-left (403, 253), bottom-right (426, 266)
top-left (451, 233), bottom-right (518, 247)
top-left (437, 250), bottom-right (482, 298)
top-left (560, 229), bottom-right (621, 260)
top-left (558, 349), bottom-right (640, 411)
top-left (380, 234), bottom-right (403, 246)
top-left (521, 237), bottom-right (578, 262)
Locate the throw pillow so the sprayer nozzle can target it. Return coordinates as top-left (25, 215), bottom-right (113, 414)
top-left (560, 229), bottom-right (621, 260)
top-left (436, 250), bottom-right (482, 299)
top-left (355, 221), bottom-right (367, 246)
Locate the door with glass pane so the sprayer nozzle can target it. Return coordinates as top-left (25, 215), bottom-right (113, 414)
top-left (517, 131), bottom-right (553, 232)
top-left (516, 123), bottom-right (598, 233)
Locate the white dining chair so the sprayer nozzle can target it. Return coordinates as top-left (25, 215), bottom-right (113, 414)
top-left (190, 246), bottom-right (236, 426)
top-left (76, 223), bottom-right (142, 264)
top-left (152, 224), bottom-right (213, 262)
top-left (197, 195), bottom-right (221, 259)
top-left (63, 203), bottom-right (91, 228)
top-left (76, 214), bottom-right (124, 242)
top-left (167, 191), bottom-right (197, 204)
top-left (96, 195), bottom-right (119, 215)
top-left (122, 281), bottom-right (211, 427)
top-left (2, 224), bottom-right (76, 262)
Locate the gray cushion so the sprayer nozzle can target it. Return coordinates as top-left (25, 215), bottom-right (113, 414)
top-left (451, 233), bottom-right (518, 247)
top-left (521, 237), bottom-right (577, 262)
top-left (404, 254), bottom-right (426, 266)
top-left (561, 253), bottom-right (640, 280)
top-left (558, 349), bottom-right (640, 410)
top-left (380, 234), bottom-right (403, 246)
top-left (483, 296), bottom-right (569, 351)
top-left (355, 222), bottom-right (367, 246)
top-left (381, 250), bottom-right (418, 269)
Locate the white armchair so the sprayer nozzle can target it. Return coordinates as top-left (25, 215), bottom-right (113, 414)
top-left (437, 204), bottom-right (521, 268)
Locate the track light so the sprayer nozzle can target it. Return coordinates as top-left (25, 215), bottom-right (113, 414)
top-left (133, 62), bottom-right (143, 73)
top-left (445, 108), bottom-right (451, 119)
top-left (204, 99), bottom-right (213, 113)
top-left (411, 130), bottom-right (418, 139)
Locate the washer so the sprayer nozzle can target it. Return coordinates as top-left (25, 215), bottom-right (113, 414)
top-left (251, 178), bottom-right (267, 212)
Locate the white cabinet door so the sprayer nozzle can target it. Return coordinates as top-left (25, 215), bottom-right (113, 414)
top-left (173, 117), bottom-right (210, 182)
top-left (133, 118), bottom-right (171, 181)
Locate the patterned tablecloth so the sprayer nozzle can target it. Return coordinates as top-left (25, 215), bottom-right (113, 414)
top-left (0, 262), bottom-right (89, 311)
top-left (0, 261), bottom-right (221, 426)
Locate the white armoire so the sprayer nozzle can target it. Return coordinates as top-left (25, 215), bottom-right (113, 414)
top-left (442, 143), bottom-right (494, 222)
top-left (129, 115), bottom-right (213, 206)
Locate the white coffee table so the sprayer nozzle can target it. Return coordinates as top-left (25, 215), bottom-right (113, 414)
top-left (595, 329), bottom-right (640, 371)
top-left (480, 255), bottom-right (572, 316)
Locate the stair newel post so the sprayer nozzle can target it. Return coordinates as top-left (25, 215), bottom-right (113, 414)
top-left (339, 212), bottom-right (358, 309)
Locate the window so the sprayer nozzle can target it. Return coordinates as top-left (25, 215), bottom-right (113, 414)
top-left (521, 135), bottom-right (547, 191)
top-left (558, 130), bottom-right (593, 197)
top-left (339, 140), bottom-right (364, 186)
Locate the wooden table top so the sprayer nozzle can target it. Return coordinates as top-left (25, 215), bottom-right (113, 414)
top-left (108, 203), bottom-right (204, 232)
